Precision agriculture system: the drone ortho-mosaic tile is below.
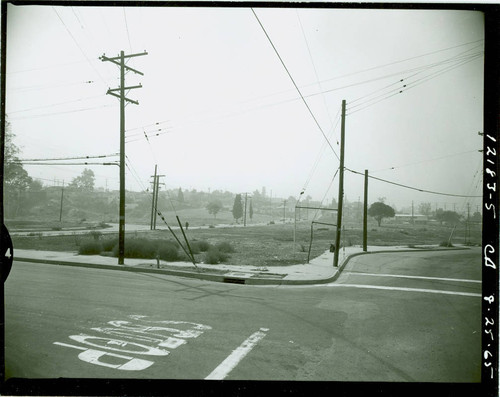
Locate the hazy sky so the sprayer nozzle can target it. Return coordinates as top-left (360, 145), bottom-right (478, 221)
top-left (5, 4), bottom-right (484, 213)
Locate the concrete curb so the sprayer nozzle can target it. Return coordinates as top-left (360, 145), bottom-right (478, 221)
top-left (14, 252), bottom-right (361, 286)
top-left (14, 246), bottom-right (469, 286)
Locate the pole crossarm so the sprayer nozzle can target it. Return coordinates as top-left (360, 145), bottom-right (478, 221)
top-left (100, 52), bottom-right (148, 75)
top-left (106, 91), bottom-right (139, 105)
top-left (108, 84), bottom-right (143, 92)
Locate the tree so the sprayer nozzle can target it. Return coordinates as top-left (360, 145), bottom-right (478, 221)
top-left (435, 210), bottom-right (460, 225)
top-left (368, 201), bottom-right (395, 227)
top-left (249, 201), bottom-right (254, 220)
top-left (419, 202), bottom-right (432, 219)
top-left (206, 200), bottom-right (223, 219)
top-left (232, 194), bottom-right (243, 222)
top-left (177, 188), bottom-right (184, 203)
top-left (69, 169), bottom-right (95, 191)
top-left (4, 123), bottom-right (35, 217)
top-left (471, 211), bottom-right (481, 223)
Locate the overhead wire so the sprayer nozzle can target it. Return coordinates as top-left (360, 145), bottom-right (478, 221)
top-left (123, 8), bottom-right (133, 53)
top-left (346, 52), bottom-right (482, 115)
top-left (301, 104), bottom-right (342, 194)
top-left (370, 149), bottom-right (480, 173)
top-left (8, 103), bottom-right (118, 120)
top-left (348, 46), bottom-right (483, 105)
top-left (251, 8), bottom-right (339, 161)
top-left (52, 7), bottom-right (109, 88)
top-left (296, 10), bottom-right (339, 147)
top-left (312, 168), bottom-right (339, 221)
top-left (345, 167), bottom-right (482, 198)
top-left (14, 153), bottom-right (118, 162)
top-left (7, 94), bottom-right (105, 114)
top-left (315, 38), bottom-right (483, 87)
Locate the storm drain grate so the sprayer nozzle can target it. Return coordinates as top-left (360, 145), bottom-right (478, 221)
top-left (223, 277), bottom-right (246, 284)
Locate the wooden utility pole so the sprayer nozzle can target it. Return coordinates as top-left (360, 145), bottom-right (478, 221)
top-left (59, 181), bottom-right (65, 222)
top-left (101, 50), bottom-right (147, 265)
top-left (334, 100), bottom-right (346, 267)
top-left (150, 165), bottom-right (157, 230)
top-left (244, 193), bottom-right (248, 227)
top-left (363, 170), bottom-right (368, 252)
top-left (154, 175), bottom-right (160, 230)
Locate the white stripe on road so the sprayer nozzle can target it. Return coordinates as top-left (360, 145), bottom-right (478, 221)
top-left (205, 328), bottom-right (269, 380)
top-left (344, 272), bottom-right (481, 284)
top-left (325, 283), bottom-right (481, 297)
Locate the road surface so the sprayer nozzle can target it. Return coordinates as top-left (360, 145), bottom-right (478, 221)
top-left (5, 248), bottom-right (481, 382)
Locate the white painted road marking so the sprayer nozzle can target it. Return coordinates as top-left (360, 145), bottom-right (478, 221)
top-left (54, 342), bottom-right (154, 370)
top-left (344, 272), bottom-right (481, 284)
top-left (54, 316), bottom-right (212, 371)
top-left (205, 328), bottom-right (269, 380)
top-left (325, 283), bottom-right (481, 297)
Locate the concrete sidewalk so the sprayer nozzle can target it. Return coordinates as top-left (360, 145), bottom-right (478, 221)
top-left (12, 245), bottom-right (458, 286)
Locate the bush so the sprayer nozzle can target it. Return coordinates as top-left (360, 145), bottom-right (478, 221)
top-left (158, 243), bottom-right (179, 261)
top-left (204, 247), bottom-right (228, 264)
top-left (101, 237), bottom-right (118, 252)
top-left (191, 240), bottom-right (211, 253)
top-left (79, 240), bottom-right (103, 255)
top-left (440, 240), bottom-right (454, 247)
top-left (216, 241), bottom-right (235, 253)
top-left (112, 238), bottom-right (158, 259)
top-left (88, 230), bottom-right (103, 241)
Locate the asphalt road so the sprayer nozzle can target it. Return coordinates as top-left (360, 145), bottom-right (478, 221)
top-left (5, 248), bottom-right (481, 383)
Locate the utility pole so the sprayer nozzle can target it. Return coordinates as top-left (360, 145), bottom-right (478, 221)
top-left (150, 165), bottom-right (157, 230)
top-left (151, 173), bottom-right (165, 230)
top-left (411, 200), bottom-right (414, 225)
top-left (100, 50), bottom-right (147, 265)
top-left (334, 100), bottom-right (346, 267)
top-left (283, 199), bottom-right (287, 223)
top-left (154, 175), bottom-right (161, 230)
top-left (465, 203), bottom-right (470, 245)
top-left (59, 181), bottom-right (64, 222)
top-left (244, 193), bottom-right (248, 227)
top-left (363, 170), bottom-right (368, 252)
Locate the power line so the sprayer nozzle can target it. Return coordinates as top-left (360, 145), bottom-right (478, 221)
top-left (123, 8), bottom-right (133, 53)
top-left (14, 153), bottom-right (118, 162)
top-left (8, 103), bottom-right (117, 120)
top-left (19, 161), bottom-right (119, 166)
top-left (302, 104), bottom-right (342, 194)
top-left (347, 53), bottom-right (482, 115)
top-left (345, 167), bottom-right (481, 198)
top-left (251, 8), bottom-right (339, 162)
top-left (52, 7), bottom-right (108, 87)
top-left (370, 150), bottom-right (479, 173)
top-left (7, 94), bottom-right (105, 114)
top-left (349, 46), bottom-right (483, 105)
top-left (316, 39), bottom-right (484, 87)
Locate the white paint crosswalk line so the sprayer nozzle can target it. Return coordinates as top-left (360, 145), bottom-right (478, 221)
top-left (205, 328), bottom-right (269, 380)
top-left (343, 272), bottom-right (481, 284)
top-left (325, 283), bottom-right (481, 297)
